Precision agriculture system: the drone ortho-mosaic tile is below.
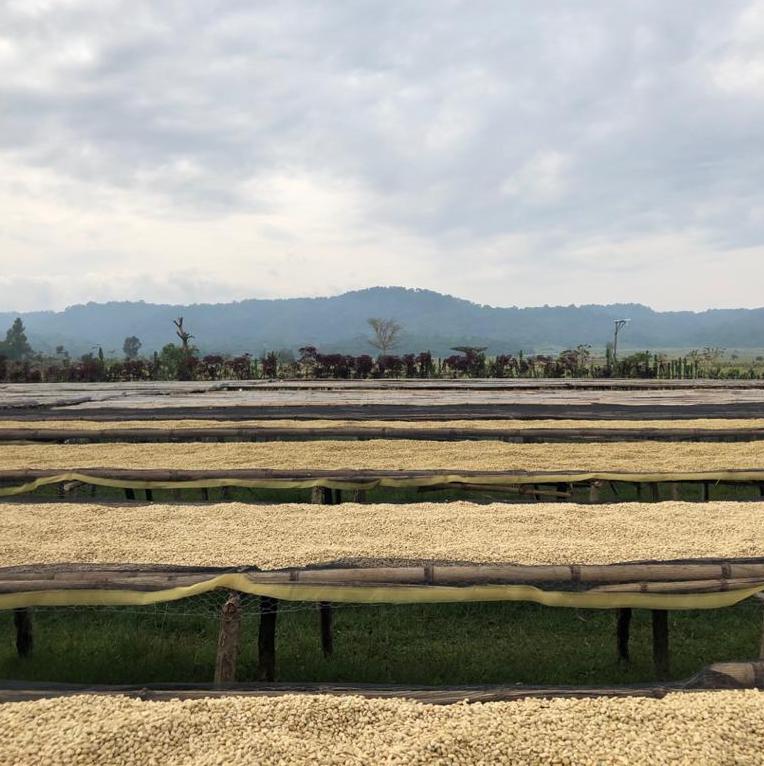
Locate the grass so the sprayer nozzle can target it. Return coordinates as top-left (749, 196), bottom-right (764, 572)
top-left (2, 598), bottom-right (761, 687)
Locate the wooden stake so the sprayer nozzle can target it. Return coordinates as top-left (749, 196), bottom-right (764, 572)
top-left (214, 592), bottom-right (241, 685)
top-left (319, 602), bottom-right (334, 658)
top-left (652, 610), bottom-right (670, 680)
top-left (257, 596), bottom-right (278, 682)
top-left (616, 608), bottom-right (631, 662)
top-left (13, 608), bottom-right (33, 658)
top-left (312, 486), bottom-right (335, 655)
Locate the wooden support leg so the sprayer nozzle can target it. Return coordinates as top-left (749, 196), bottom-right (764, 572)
top-left (311, 486), bottom-right (335, 655)
top-left (635, 483), bottom-right (643, 501)
top-left (701, 482), bottom-right (710, 502)
top-left (649, 483), bottom-right (660, 502)
top-left (652, 610), bottom-right (670, 680)
top-left (257, 596), bottom-right (278, 682)
top-left (214, 592), bottom-right (242, 685)
top-left (145, 489), bottom-right (153, 502)
top-left (589, 482), bottom-right (600, 503)
top-left (13, 608), bottom-right (33, 658)
top-left (124, 488), bottom-right (135, 501)
top-left (617, 608), bottom-right (632, 662)
top-left (201, 487), bottom-right (210, 501)
top-left (670, 483), bottom-right (680, 501)
top-left (351, 489), bottom-right (367, 503)
top-left (221, 486), bottom-right (231, 501)
top-left (319, 602), bottom-right (334, 658)
top-left (311, 486), bottom-right (333, 504)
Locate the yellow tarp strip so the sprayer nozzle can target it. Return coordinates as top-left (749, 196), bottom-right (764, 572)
top-left (3, 469), bottom-right (764, 497)
top-left (1, 575), bottom-right (762, 610)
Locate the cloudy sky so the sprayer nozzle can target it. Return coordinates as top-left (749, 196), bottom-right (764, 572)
top-left (1, 0), bottom-right (764, 312)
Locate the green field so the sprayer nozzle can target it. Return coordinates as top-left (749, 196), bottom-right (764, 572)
top-left (2, 597), bottom-right (761, 687)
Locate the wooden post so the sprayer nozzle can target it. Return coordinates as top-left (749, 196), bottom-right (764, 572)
top-left (311, 486), bottom-right (333, 504)
top-left (616, 608), bottom-right (632, 662)
top-left (312, 486), bottom-right (335, 654)
top-left (13, 608), bottom-right (33, 657)
top-left (320, 602), bottom-right (334, 658)
top-left (201, 487), bottom-right (210, 501)
top-left (333, 489), bottom-right (343, 504)
top-left (221, 486), bottom-right (231, 501)
top-left (124, 488), bottom-right (135, 501)
top-left (144, 489), bottom-right (153, 502)
top-left (214, 592), bottom-right (241, 685)
top-left (589, 482), bottom-right (600, 503)
top-left (670, 483), bottom-right (680, 501)
top-left (701, 482), bottom-right (710, 502)
top-left (649, 483), bottom-right (660, 502)
top-left (351, 489), bottom-right (367, 503)
top-left (652, 610), bottom-right (670, 680)
top-left (257, 596), bottom-right (278, 682)
top-left (635, 483), bottom-right (643, 501)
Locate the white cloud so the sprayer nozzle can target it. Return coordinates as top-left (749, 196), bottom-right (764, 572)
top-left (0, 0), bottom-right (762, 312)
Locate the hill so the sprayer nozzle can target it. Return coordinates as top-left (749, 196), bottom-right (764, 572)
top-left (1, 287), bottom-right (763, 356)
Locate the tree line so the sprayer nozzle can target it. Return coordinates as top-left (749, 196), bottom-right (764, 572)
top-left (1, 316), bottom-right (762, 382)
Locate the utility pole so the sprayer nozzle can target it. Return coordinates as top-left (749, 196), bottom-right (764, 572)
top-left (613, 319), bottom-right (629, 363)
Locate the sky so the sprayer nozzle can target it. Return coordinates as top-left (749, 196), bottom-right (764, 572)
top-left (1, 0), bottom-right (764, 313)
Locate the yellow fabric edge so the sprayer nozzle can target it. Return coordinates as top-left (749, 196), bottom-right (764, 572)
top-left (1, 575), bottom-right (762, 611)
top-left (3, 470), bottom-right (764, 497)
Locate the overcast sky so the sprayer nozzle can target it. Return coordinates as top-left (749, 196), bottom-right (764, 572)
top-left (1, 0), bottom-right (764, 312)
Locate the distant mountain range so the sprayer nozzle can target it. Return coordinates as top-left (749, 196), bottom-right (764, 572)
top-left (1, 287), bottom-right (763, 357)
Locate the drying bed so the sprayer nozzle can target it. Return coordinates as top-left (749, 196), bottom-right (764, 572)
top-left (3, 440), bottom-right (764, 472)
top-left (2, 502), bottom-right (764, 611)
top-left (0, 691), bottom-right (762, 765)
top-left (4, 417), bottom-right (764, 430)
top-left (2, 501), bottom-right (763, 570)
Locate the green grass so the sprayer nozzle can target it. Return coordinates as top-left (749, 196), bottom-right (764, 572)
top-left (2, 598), bottom-right (761, 687)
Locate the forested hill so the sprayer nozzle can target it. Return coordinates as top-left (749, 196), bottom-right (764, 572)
top-left (2, 287), bottom-right (763, 356)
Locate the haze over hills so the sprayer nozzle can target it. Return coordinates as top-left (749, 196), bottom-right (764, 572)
top-left (1, 287), bottom-right (763, 357)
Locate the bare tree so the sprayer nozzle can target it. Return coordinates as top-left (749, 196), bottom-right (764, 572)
top-left (173, 317), bottom-right (194, 351)
top-left (367, 318), bottom-right (402, 354)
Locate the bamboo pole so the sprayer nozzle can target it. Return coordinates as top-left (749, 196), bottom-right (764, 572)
top-left (214, 592), bottom-right (241, 685)
top-left (257, 596), bottom-right (278, 682)
top-left (13, 608), bottom-right (33, 658)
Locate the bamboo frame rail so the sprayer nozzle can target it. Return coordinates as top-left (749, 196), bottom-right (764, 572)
top-left (2, 560), bottom-right (764, 591)
top-left (0, 661), bottom-right (762, 703)
top-left (4, 426), bottom-right (764, 443)
top-left (3, 467), bottom-right (764, 497)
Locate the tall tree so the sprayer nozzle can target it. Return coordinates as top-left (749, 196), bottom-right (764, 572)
top-left (123, 336), bottom-right (142, 360)
top-left (367, 318), bottom-right (402, 355)
top-left (2, 318), bottom-right (32, 360)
